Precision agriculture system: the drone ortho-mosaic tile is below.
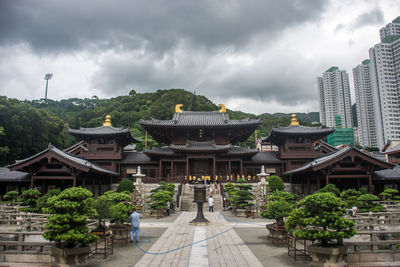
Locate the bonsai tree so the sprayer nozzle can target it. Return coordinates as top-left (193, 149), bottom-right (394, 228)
top-left (43, 187), bottom-right (98, 248)
top-left (228, 179), bottom-right (253, 209)
top-left (151, 182), bottom-right (175, 196)
top-left (150, 190), bottom-right (173, 211)
top-left (262, 191), bottom-right (298, 226)
top-left (285, 192), bottom-right (356, 246)
top-left (117, 179), bottom-right (135, 194)
top-left (224, 182), bottom-right (236, 195)
top-left (93, 196), bottom-right (113, 231)
top-left (380, 188), bottom-right (399, 201)
top-left (101, 191), bottom-right (133, 224)
top-left (340, 189), bottom-right (362, 209)
top-left (268, 175), bottom-right (284, 192)
top-left (36, 188), bottom-right (61, 213)
top-left (3, 190), bottom-right (19, 202)
top-left (20, 188), bottom-right (41, 212)
top-left (358, 193), bottom-right (385, 212)
top-left (316, 184), bottom-right (341, 196)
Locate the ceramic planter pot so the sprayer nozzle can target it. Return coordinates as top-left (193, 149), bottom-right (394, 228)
top-left (50, 246), bottom-right (91, 267)
top-left (307, 244), bottom-right (347, 267)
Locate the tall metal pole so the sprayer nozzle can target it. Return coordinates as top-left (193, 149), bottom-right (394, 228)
top-left (44, 74), bottom-right (53, 100)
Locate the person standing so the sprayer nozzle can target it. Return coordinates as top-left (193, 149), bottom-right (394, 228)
top-left (130, 207), bottom-right (140, 243)
top-left (166, 200), bottom-right (171, 216)
top-left (208, 195), bottom-right (214, 212)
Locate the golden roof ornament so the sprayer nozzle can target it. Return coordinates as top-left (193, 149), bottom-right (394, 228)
top-left (290, 114), bottom-right (299, 126)
top-left (175, 104), bottom-right (183, 113)
top-left (219, 104), bottom-right (226, 113)
top-left (103, 115), bottom-right (112, 126)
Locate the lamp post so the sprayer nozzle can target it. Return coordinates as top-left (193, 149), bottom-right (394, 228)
top-left (44, 73), bottom-right (53, 100)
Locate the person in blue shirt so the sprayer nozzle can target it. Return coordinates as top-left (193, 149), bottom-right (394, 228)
top-left (129, 207), bottom-right (140, 243)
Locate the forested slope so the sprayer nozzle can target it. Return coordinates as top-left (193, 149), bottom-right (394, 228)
top-left (0, 89), bottom-right (319, 165)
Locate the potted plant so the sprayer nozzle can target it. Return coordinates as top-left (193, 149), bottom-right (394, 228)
top-left (19, 188), bottom-right (41, 212)
top-left (43, 187), bottom-right (97, 267)
top-left (262, 191), bottom-right (297, 241)
top-left (117, 178), bottom-right (135, 194)
top-left (92, 196), bottom-right (113, 236)
top-left (358, 193), bottom-right (385, 212)
top-left (228, 178), bottom-right (253, 216)
top-left (285, 192), bottom-right (356, 266)
top-left (150, 190), bottom-right (172, 219)
top-left (3, 190), bottom-right (19, 203)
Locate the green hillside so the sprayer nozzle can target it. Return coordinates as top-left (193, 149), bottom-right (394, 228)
top-left (0, 89), bottom-right (318, 165)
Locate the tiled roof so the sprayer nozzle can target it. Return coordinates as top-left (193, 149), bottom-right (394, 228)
top-left (284, 146), bottom-right (392, 175)
top-left (383, 143), bottom-right (400, 154)
top-left (68, 126), bottom-right (141, 143)
top-left (120, 152), bottom-right (156, 164)
top-left (244, 152), bottom-right (281, 163)
top-left (140, 111), bottom-right (261, 128)
top-left (170, 140), bottom-right (232, 152)
top-left (0, 167), bottom-right (29, 182)
top-left (143, 147), bottom-right (176, 156)
top-left (374, 165), bottom-right (400, 181)
top-left (8, 144), bottom-right (118, 176)
top-left (124, 144), bottom-right (137, 151)
top-left (261, 125), bottom-right (334, 145)
top-left (63, 141), bottom-right (88, 153)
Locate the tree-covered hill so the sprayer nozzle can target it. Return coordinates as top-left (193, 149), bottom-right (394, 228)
top-left (0, 89), bottom-right (319, 165)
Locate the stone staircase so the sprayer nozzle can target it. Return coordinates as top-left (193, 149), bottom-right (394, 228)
top-left (180, 184), bottom-right (222, 212)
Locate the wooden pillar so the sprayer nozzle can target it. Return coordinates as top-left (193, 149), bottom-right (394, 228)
top-left (73, 175), bottom-right (76, 187)
top-left (228, 160), bottom-right (231, 176)
top-left (41, 180), bottom-right (45, 195)
top-left (307, 176), bottom-right (310, 195)
top-left (325, 174), bottom-right (329, 186)
top-left (317, 177), bottom-right (320, 190)
top-left (186, 156), bottom-right (189, 178)
top-left (30, 171), bottom-right (34, 188)
top-left (213, 156), bottom-right (216, 180)
top-left (301, 177), bottom-right (304, 195)
top-left (92, 176), bottom-right (96, 196)
top-left (82, 177), bottom-right (86, 187)
top-left (368, 173), bottom-right (373, 194)
top-left (240, 159), bottom-right (243, 176)
top-left (158, 160), bottom-right (162, 181)
top-left (170, 161), bottom-right (174, 182)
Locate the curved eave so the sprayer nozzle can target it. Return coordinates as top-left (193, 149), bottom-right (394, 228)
top-left (262, 127), bottom-right (334, 145)
top-left (68, 128), bottom-right (140, 144)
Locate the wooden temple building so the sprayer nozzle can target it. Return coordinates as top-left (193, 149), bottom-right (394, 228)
top-left (2, 106), bottom-right (399, 196)
top-left (260, 114), bottom-right (394, 195)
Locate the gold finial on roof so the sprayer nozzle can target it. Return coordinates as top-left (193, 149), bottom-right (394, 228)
top-left (103, 115), bottom-right (112, 126)
top-left (218, 104), bottom-right (226, 113)
top-left (290, 114), bottom-right (299, 126)
top-left (175, 104), bottom-right (183, 113)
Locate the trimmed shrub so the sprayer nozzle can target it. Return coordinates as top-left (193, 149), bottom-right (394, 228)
top-left (20, 188), bottom-right (41, 212)
top-left (268, 175), bottom-right (284, 192)
top-left (380, 188), bottom-right (399, 200)
top-left (316, 184), bottom-right (340, 196)
top-left (286, 192), bottom-right (356, 246)
top-left (117, 179), bottom-right (135, 193)
top-left (357, 194), bottom-right (385, 213)
top-left (3, 190), bottom-right (19, 201)
top-left (340, 189), bottom-right (362, 209)
top-left (262, 191), bottom-right (297, 226)
top-left (43, 187), bottom-right (98, 248)
top-left (36, 188), bottom-right (61, 213)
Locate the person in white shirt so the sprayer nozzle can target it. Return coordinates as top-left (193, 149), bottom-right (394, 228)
top-left (208, 196), bottom-right (214, 212)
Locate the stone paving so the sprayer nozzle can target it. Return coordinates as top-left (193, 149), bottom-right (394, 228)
top-left (134, 211), bottom-right (265, 267)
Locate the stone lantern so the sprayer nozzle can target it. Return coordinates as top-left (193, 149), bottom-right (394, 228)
top-left (190, 184), bottom-right (209, 225)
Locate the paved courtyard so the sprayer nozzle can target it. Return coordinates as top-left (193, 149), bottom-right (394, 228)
top-left (87, 211), bottom-right (307, 267)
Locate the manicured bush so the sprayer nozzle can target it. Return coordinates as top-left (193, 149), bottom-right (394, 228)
top-left (43, 187), bottom-right (98, 248)
top-left (36, 189), bottom-right (61, 213)
top-left (93, 196), bottom-right (113, 230)
top-left (150, 190), bottom-right (173, 210)
top-left (224, 183), bottom-right (235, 195)
top-left (262, 191), bottom-right (297, 226)
top-left (340, 189), bottom-right (362, 209)
top-left (3, 190), bottom-right (19, 201)
top-left (380, 188), bottom-right (399, 200)
top-left (268, 175), bottom-right (284, 192)
top-left (358, 193), bottom-right (385, 213)
top-left (316, 184), bottom-right (340, 196)
top-left (151, 182), bottom-right (175, 196)
top-left (20, 188), bottom-right (41, 212)
top-left (285, 192), bottom-right (356, 246)
top-left (117, 179), bottom-right (135, 193)
top-left (101, 191), bottom-right (133, 224)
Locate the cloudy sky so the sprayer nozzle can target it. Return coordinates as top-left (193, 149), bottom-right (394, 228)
top-left (0, 0), bottom-right (398, 114)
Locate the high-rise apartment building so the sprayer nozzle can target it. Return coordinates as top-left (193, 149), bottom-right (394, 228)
top-left (317, 67), bottom-right (353, 128)
top-left (369, 18), bottom-right (400, 149)
top-left (353, 59), bottom-right (377, 148)
top-left (379, 17), bottom-right (400, 41)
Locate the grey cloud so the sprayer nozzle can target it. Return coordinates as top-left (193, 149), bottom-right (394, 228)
top-left (0, 0), bottom-right (328, 54)
top-left (335, 6), bottom-right (384, 32)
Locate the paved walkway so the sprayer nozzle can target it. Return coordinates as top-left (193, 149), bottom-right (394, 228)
top-left (135, 211), bottom-right (264, 267)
